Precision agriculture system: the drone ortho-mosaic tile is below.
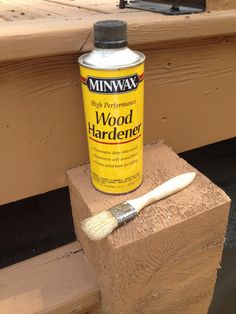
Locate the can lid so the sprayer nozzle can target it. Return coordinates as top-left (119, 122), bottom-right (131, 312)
top-left (94, 20), bottom-right (128, 49)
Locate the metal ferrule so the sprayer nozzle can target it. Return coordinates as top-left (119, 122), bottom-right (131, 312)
top-left (108, 202), bottom-right (137, 226)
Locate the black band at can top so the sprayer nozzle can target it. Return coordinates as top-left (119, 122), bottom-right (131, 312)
top-left (94, 20), bottom-right (128, 49)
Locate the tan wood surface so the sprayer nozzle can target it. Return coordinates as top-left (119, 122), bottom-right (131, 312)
top-left (207, 0), bottom-right (236, 11)
top-left (0, 0), bottom-right (95, 21)
top-left (67, 142), bottom-right (230, 314)
top-left (0, 242), bottom-right (100, 314)
top-left (1, 0), bottom-right (236, 62)
top-left (1, 36), bottom-right (236, 205)
top-left (1, 0), bottom-right (236, 205)
top-left (1, 10), bottom-right (236, 62)
top-left (46, 0), bottom-right (138, 13)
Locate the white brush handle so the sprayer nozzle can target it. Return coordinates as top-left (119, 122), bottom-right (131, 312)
top-left (128, 172), bottom-right (196, 213)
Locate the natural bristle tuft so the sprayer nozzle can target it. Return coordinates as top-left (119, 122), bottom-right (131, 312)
top-left (81, 211), bottom-right (118, 240)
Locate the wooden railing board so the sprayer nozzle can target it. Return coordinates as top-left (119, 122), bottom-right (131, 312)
top-left (0, 242), bottom-right (100, 314)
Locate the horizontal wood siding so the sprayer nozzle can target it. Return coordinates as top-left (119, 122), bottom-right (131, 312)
top-left (1, 36), bottom-right (236, 204)
top-left (0, 242), bottom-right (100, 314)
top-left (1, 1), bottom-right (236, 203)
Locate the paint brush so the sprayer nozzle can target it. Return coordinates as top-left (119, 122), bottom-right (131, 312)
top-left (82, 172), bottom-right (196, 240)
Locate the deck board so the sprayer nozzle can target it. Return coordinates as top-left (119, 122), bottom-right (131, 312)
top-left (0, 242), bottom-right (100, 314)
top-left (0, 0), bottom-right (235, 62)
top-left (0, 0), bottom-right (132, 23)
top-left (45, 0), bottom-right (137, 14)
top-left (0, 0), bottom-right (235, 24)
top-left (0, 0), bottom-right (100, 22)
top-left (1, 0), bottom-right (236, 214)
top-left (0, 0), bottom-right (235, 28)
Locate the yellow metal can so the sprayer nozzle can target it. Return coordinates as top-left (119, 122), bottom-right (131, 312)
top-left (79, 20), bottom-right (145, 194)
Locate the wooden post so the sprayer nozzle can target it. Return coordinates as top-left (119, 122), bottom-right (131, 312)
top-left (67, 142), bottom-right (230, 314)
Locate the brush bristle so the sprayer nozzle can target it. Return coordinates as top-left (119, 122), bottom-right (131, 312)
top-left (81, 211), bottom-right (118, 240)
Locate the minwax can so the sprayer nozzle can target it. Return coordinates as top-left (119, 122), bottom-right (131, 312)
top-left (79, 20), bottom-right (145, 194)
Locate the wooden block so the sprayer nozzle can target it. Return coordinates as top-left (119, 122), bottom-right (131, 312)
top-left (67, 142), bottom-right (230, 314)
top-left (0, 242), bottom-right (100, 314)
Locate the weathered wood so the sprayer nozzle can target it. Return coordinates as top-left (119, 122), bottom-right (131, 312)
top-left (45, 0), bottom-right (138, 13)
top-left (0, 9), bottom-right (236, 61)
top-left (1, 36), bottom-right (236, 205)
top-left (0, 242), bottom-right (100, 314)
top-left (144, 37), bottom-right (236, 152)
top-left (0, 54), bottom-right (87, 205)
top-left (0, 0), bottom-right (69, 21)
top-left (0, 0), bottom-right (234, 29)
top-left (67, 142), bottom-right (230, 314)
top-left (0, 0), bottom-right (99, 21)
top-left (207, 0), bottom-right (236, 11)
top-left (1, 0), bottom-right (236, 207)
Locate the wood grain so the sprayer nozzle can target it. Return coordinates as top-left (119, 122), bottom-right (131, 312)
top-left (67, 142), bottom-right (230, 314)
top-left (0, 54), bottom-right (88, 205)
top-left (207, 0), bottom-right (236, 11)
top-left (0, 242), bottom-right (100, 314)
top-left (45, 0), bottom-right (137, 14)
top-left (0, 0), bottom-right (99, 21)
top-left (0, 0), bottom-right (48, 21)
top-left (144, 37), bottom-right (236, 153)
top-left (0, 9), bottom-right (236, 61)
top-left (1, 36), bottom-right (236, 205)
top-left (0, 0), bottom-right (234, 26)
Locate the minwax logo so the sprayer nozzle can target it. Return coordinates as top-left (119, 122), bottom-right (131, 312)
top-left (81, 73), bottom-right (144, 94)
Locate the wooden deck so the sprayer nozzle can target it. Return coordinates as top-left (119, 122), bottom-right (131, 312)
top-left (0, 1), bottom-right (236, 313)
top-left (0, 242), bottom-right (100, 314)
top-left (0, 0), bottom-right (235, 26)
top-left (1, 0), bottom-right (236, 62)
top-left (1, 0), bottom-right (236, 204)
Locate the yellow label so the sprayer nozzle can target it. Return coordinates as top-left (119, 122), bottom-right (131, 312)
top-left (80, 63), bottom-right (144, 194)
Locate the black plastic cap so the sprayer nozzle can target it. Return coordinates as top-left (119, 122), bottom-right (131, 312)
top-left (94, 20), bottom-right (128, 49)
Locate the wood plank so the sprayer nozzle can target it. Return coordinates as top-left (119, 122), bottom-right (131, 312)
top-left (0, 54), bottom-right (88, 206)
top-left (1, 36), bottom-right (236, 205)
top-left (0, 242), bottom-right (100, 314)
top-left (31, 0), bottom-right (99, 20)
top-left (67, 142), bottom-right (230, 314)
top-left (45, 0), bottom-right (138, 13)
top-left (143, 37), bottom-right (236, 153)
top-left (0, 10), bottom-right (236, 61)
top-left (41, 0), bottom-right (236, 13)
top-left (207, 0), bottom-right (236, 11)
top-left (0, 1), bottom-right (46, 21)
top-left (0, 0), bottom-right (97, 22)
